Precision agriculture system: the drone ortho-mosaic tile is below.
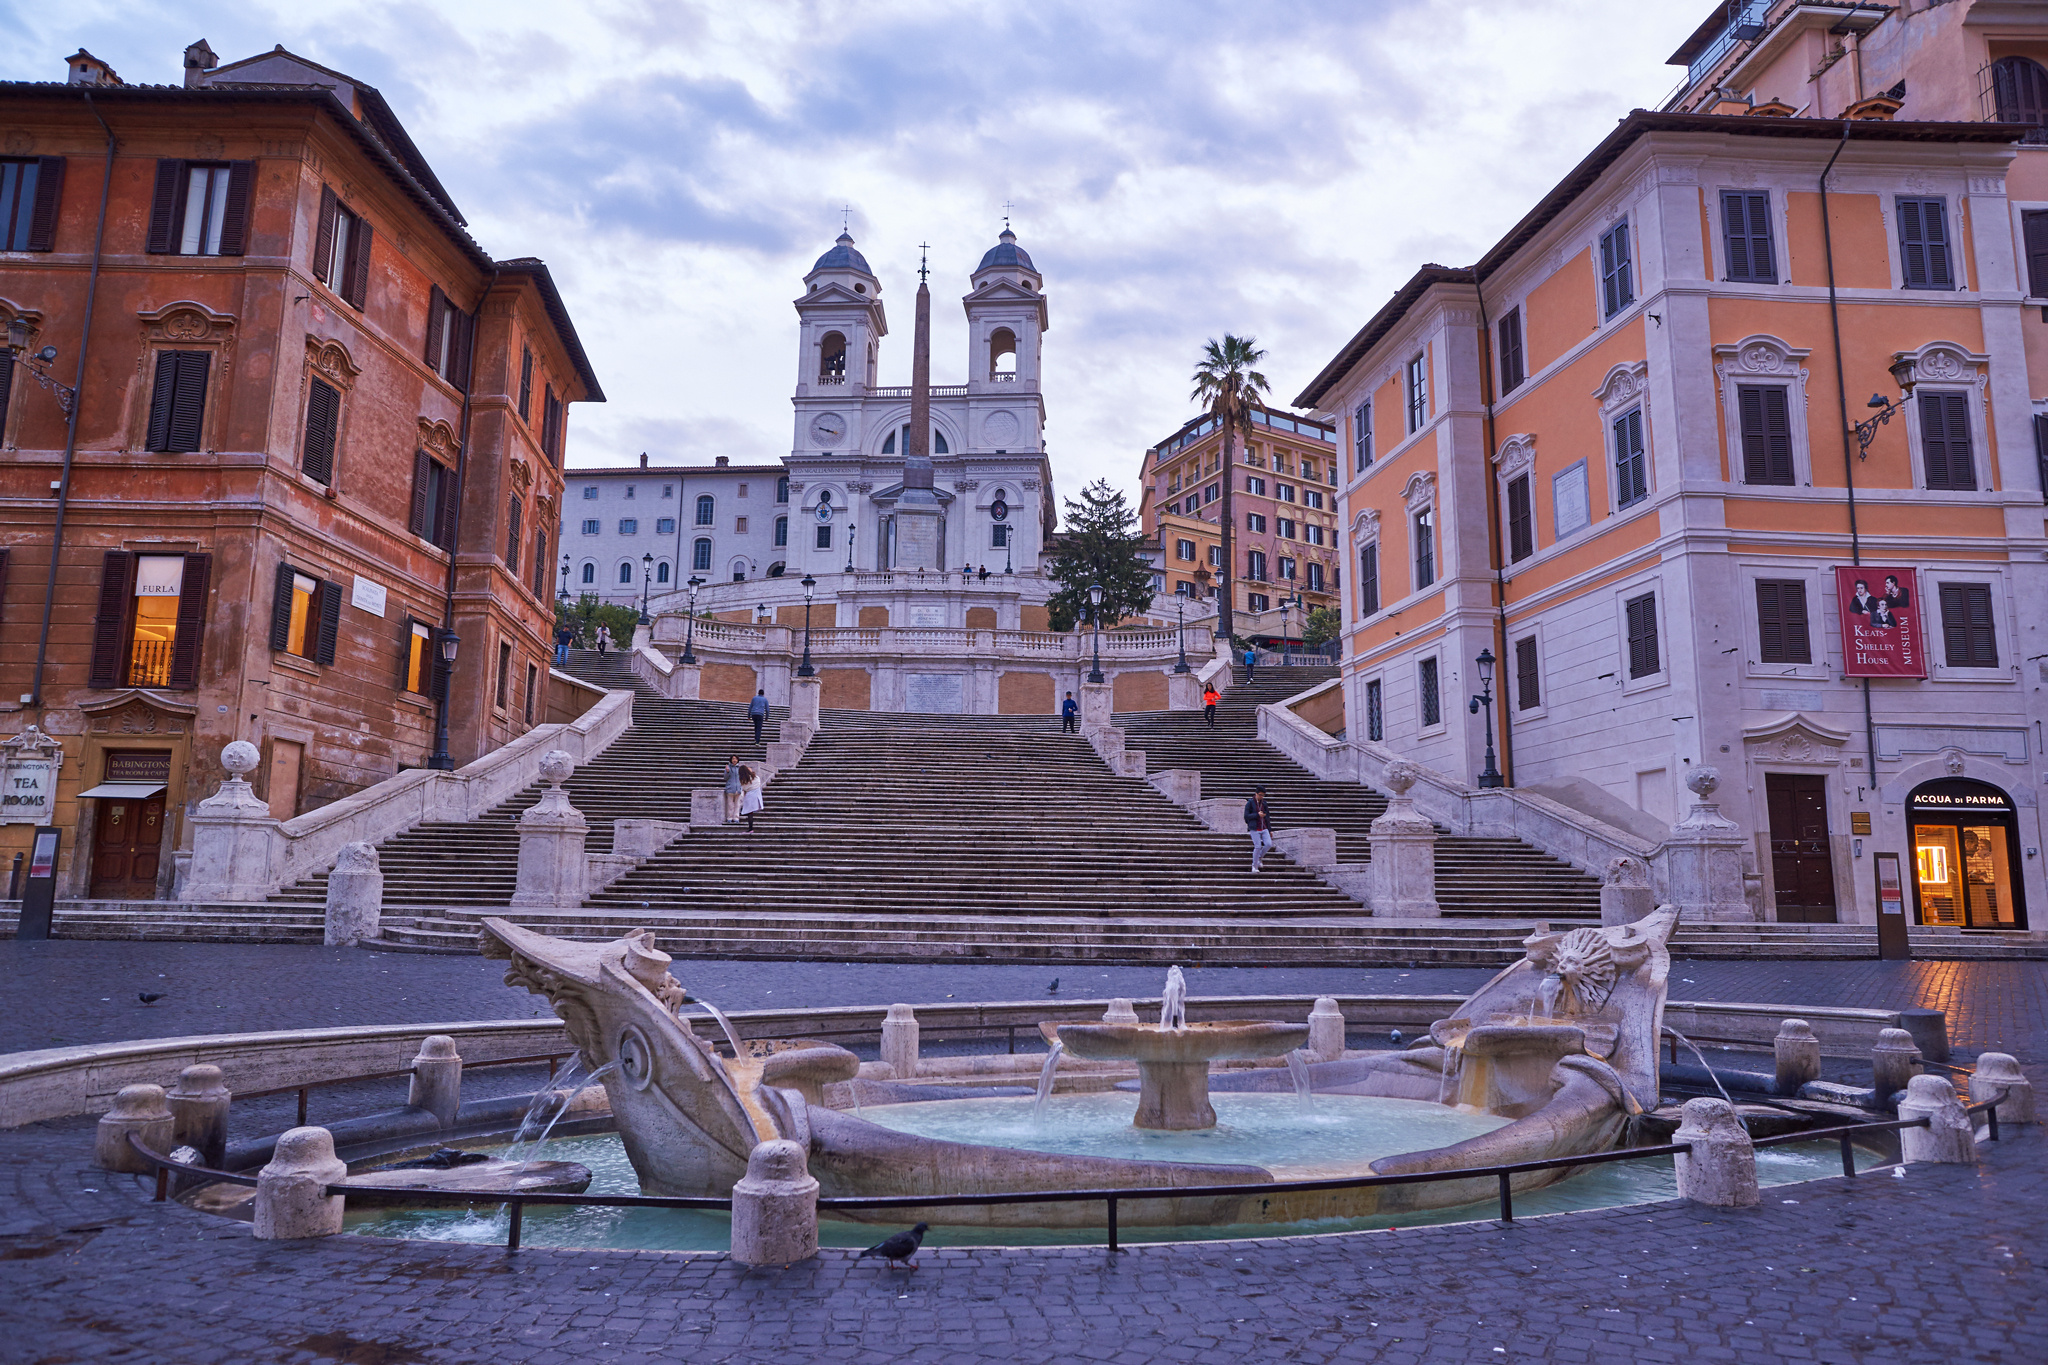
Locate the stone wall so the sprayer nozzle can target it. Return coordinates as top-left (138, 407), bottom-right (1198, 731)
top-left (701, 662), bottom-right (759, 702)
top-left (822, 668), bottom-right (872, 710)
top-left (999, 671), bottom-right (1055, 714)
top-left (1113, 671), bottom-right (1169, 712)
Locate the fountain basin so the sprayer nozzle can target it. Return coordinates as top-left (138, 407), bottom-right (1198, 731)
top-left (1055, 1021), bottom-right (1312, 1130)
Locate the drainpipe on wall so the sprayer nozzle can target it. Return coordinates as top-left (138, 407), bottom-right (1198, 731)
top-left (27, 93), bottom-right (116, 712)
top-left (1470, 268), bottom-right (1514, 786)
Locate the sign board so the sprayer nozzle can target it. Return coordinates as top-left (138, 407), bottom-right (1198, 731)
top-left (1873, 850), bottom-right (1911, 960)
top-left (0, 727), bottom-right (61, 827)
top-left (15, 826), bottom-right (59, 940)
top-left (1909, 786), bottom-right (2014, 814)
top-left (134, 555), bottom-right (187, 596)
top-left (105, 751), bottom-right (171, 785)
top-left (1850, 811), bottom-right (1872, 836)
top-left (351, 575), bottom-right (388, 617)
top-left (1836, 566), bottom-right (1924, 678)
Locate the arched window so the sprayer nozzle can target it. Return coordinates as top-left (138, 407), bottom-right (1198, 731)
top-left (732, 560), bottom-right (748, 582)
top-left (818, 330), bottom-right (847, 382)
top-left (693, 538), bottom-right (712, 572)
top-left (774, 515), bottom-right (789, 547)
top-left (696, 494), bottom-right (714, 526)
top-left (580, 562), bottom-right (595, 584)
top-left (656, 561), bottom-right (670, 584)
top-left (767, 561), bottom-right (786, 577)
top-left (1992, 56), bottom-right (2048, 141)
top-left (618, 562), bottom-right (633, 584)
top-left (988, 327), bottom-right (1017, 378)
top-left (882, 424), bottom-right (949, 455)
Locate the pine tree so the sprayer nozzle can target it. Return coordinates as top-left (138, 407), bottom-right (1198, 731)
top-left (1045, 479), bottom-right (1156, 632)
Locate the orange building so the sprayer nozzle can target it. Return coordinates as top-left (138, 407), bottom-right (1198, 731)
top-left (1297, 2), bottom-right (2048, 934)
top-left (0, 42), bottom-right (600, 900)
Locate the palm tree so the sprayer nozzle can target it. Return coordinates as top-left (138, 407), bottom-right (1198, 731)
top-left (1189, 335), bottom-right (1270, 644)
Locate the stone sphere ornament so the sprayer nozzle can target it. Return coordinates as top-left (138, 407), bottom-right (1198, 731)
top-left (538, 750), bottom-right (575, 786)
top-left (220, 740), bottom-right (261, 777)
top-left (1684, 765), bottom-right (1719, 799)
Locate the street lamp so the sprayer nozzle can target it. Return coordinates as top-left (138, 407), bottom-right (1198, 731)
top-left (1469, 646), bottom-right (1502, 789)
top-left (1086, 583), bottom-right (1105, 684)
top-left (796, 573), bottom-right (818, 678)
top-left (639, 553), bottom-right (654, 625)
top-left (846, 524), bottom-right (856, 573)
top-left (1853, 354), bottom-right (1920, 459)
top-left (558, 554), bottom-right (570, 603)
top-left (426, 629), bottom-right (460, 771)
top-left (1279, 595), bottom-right (1292, 665)
top-left (1172, 588), bottom-right (1190, 674)
top-left (682, 576), bottom-right (703, 664)
top-left (4, 317), bottom-right (75, 415)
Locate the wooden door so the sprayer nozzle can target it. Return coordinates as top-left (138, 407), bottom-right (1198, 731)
top-left (89, 795), bottom-right (165, 899)
top-left (1766, 773), bottom-right (1838, 923)
top-left (267, 740), bottom-right (303, 821)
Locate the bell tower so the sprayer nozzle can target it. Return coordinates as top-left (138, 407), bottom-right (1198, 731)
top-left (792, 231), bottom-right (887, 455)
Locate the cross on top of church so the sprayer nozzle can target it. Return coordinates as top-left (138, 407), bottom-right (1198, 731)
top-left (1002, 200), bottom-right (1013, 230)
top-left (918, 242), bottom-right (930, 282)
top-left (841, 204), bottom-right (853, 232)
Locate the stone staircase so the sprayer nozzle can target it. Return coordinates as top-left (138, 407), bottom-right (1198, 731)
top-left (1115, 666), bottom-right (1605, 921)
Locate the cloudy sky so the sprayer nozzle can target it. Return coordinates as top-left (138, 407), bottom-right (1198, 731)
top-left (4, 1), bottom-right (1702, 510)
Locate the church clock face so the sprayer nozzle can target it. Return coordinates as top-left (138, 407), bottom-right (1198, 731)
top-left (810, 413), bottom-right (847, 446)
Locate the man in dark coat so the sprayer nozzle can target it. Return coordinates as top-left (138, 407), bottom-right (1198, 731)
top-left (1245, 786), bottom-right (1274, 872)
top-left (1061, 691), bottom-right (1079, 734)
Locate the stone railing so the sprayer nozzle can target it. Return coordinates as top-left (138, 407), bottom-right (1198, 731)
top-left (650, 623), bottom-right (1213, 669)
top-left (176, 682), bottom-right (637, 904)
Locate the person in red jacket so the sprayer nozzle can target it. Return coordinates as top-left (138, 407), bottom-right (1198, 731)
top-left (1202, 684), bottom-right (1221, 728)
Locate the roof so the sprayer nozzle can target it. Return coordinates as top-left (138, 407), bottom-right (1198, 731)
top-left (566, 462), bottom-right (786, 477)
top-left (810, 231), bottom-right (874, 276)
top-left (495, 259), bottom-right (605, 402)
top-left (976, 228), bottom-right (1035, 274)
top-left (1293, 110), bottom-right (2031, 408)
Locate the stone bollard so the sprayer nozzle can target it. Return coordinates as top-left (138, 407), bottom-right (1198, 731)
top-left (690, 788), bottom-right (727, 827)
top-left (1773, 1019), bottom-right (1822, 1096)
top-left (253, 1126), bottom-right (349, 1239)
top-left (179, 740), bottom-right (285, 903)
top-left (880, 1004), bottom-right (919, 1079)
top-left (167, 1064), bottom-right (232, 1171)
top-left (324, 842), bottom-right (383, 946)
top-left (730, 1139), bottom-right (819, 1266)
top-left (1897, 1008), bottom-right (1949, 1064)
top-left (94, 1084), bottom-right (175, 1173)
top-left (1969, 1053), bottom-right (2036, 1125)
top-left (1103, 999), bottom-right (1139, 1025)
top-left (512, 752), bottom-right (589, 908)
top-left (1598, 855), bottom-right (1655, 927)
top-left (1672, 1097), bottom-right (1759, 1207)
top-left (1306, 998), bottom-right (1346, 1062)
top-left (407, 1035), bottom-right (463, 1127)
top-left (1897, 1074), bottom-right (1977, 1164)
top-left (1871, 1028), bottom-right (1922, 1105)
top-left (1365, 762), bottom-right (1440, 918)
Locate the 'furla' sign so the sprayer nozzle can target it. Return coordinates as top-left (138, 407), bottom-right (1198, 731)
top-left (0, 726), bottom-right (62, 826)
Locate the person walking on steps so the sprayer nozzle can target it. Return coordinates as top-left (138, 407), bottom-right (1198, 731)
top-left (1203, 684), bottom-right (1221, 728)
top-left (723, 756), bottom-right (744, 823)
top-left (554, 624), bottom-right (574, 666)
top-left (738, 764), bottom-right (764, 831)
top-left (1245, 785), bottom-right (1274, 873)
top-left (1060, 691), bottom-right (1079, 734)
top-left (1243, 644), bottom-right (1257, 683)
top-left (748, 689), bottom-right (770, 745)
top-left (596, 624), bottom-right (612, 656)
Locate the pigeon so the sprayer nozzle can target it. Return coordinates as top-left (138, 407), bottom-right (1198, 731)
top-left (1047, 978), bottom-right (1060, 995)
top-left (1388, 1029), bottom-right (1403, 1046)
top-left (138, 992), bottom-right (165, 1005)
top-left (859, 1222), bottom-right (928, 1270)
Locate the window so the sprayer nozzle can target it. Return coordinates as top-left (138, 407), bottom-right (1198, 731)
top-left (506, 498), bottom-right (523, 575)
top-left (738, 483), bottom-right (749, 499)
top-left (581, 519), bottom-right (599, 535)
top-left (1277, 518), bottom-right (1296, 540)
top-left (1247, 592), bottom-right (1270, 612)
top-left (88, 551), bottom-right (210, 691)
top-left (656, 561), bottom-right (670, 583)
top-left (1755, 579), bottom-right (1811, 664)
top-left (1498, 307), bottom-right (1525, 393)
top-left (1896, 198), bottom-right (1954, 290)
top-left (403, 620), bottom-right (433, 694)
top-left (1404, 354), bottom-right (1427, 432)
top-left (774, 516), bottom-right (789, 547)
top-left (1277, 483), bottom-right (1296, 503)
top-left (1738, 386), bottom-right (1794, 485)
top-left (1176, 538), bottom-right (1196, 561)
top-left (146, 159), bottom-right (252, 257)
top-left (1939, 582), bottom-right (1998, 667)
top-left (618, 518), bottom-right (637, 536)
top-left (1204, 483), bottom-right (1219, 504)
top-left (1515, 635), bottom-right (1540, 711)
top-left (1301, 459), bottom-right (1317, 481)
top-left (1918, 392), bottom-right (1976, 490)
top-left (144, 350), bottom-right (210, 453)
top-left (496, 641), bottom-right (513, 711)
top-left (1302, 489), bottom-right (1324, 510)
top-left (1721, 191), bottom-right (1776, 283)
top-left (1413, 508), bottom-right (1434, 589)
top-left (423, 286), bottom-right (472, 388)
top-left (1353, 402), bottom-right (1372, 472)
top-left (815, 524), bottom-right (832, 549)
top-left (1246, 550), bottom-right (1268, 581)
top-left (518, 346), bottom-right (533, 421)
top-left (1278, 556), bottom-right (1296, 580)
top-left (2035, 414), bottom-right (2048, 504)
top-left (735, 516), bottom-right (748, 534)
top-left (409, 451), bottom-right (458, 550)
top-left (696, 494), bottom-right (715, 526)
top-left (312, 187), bottom-right (371, 308)
top-left (1599, 220), bottom-right (1633, 316)
top-left (540, 385), bottom-right (563, 464)
top-left (777, 476), bottom-right (790, 503)
top-left (0, 157), bottom-right (62, 251)
top-left (1419, 657), bottom-right (1441, 727)
top-left (525, 662), bottom-right (538, 724)
top-left (1613, 408), bottom-right (1648, 507)
top-left (531, 530), bottom-right (548, 599)
top-left (1208, 545), bottom-right (1222, 567)
top-left (993, 524), bottom-right (1010, 548)
top-left (1246, 513), bottom-right (1267, 533)
top-left (656, 517), bottom-right (676, 535)
top-left (1305, 562), bottom-right (1325, 592)
top-left (581, 562), bottom-right (595, 584)
top-left (617, 562), bottom-right (635, 585)
top-left (300, 376), bottom-right (341, 485)
top-left (268, 563), bottom-right (339, 665)
top-left (1304, 524), bottom-right (1326, 546)
top-left (1366, 678), bottom-right (1384, 741)
top-left (1245, 476), bottom-right (1266, 496)
top-left (0, 350), bottom-right (11, 438)
top-left (625, 486), bottom-right (635, 500)
top-left (1358, 544), bottom-right (1379, 617)
top-left (1507, 475), bottom-right (1534, 562)
top-left (1990, 55), bottom-right (2048, 144)
top-left (1625, 592), bottom-right (1660, 679)
top-left (662, 484), bottom-right (674, 498)
top-left (582, 486), bottom-right (598, 500)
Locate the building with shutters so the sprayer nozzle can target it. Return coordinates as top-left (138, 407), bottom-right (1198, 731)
top-left (562, 454), bottom-right (791, 609)
top-left (1294, 0), bottom-right (2048, 934)
top-left (0, 40), bottom-right (600, 901)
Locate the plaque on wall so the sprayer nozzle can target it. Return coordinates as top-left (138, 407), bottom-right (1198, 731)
top-left (0, 726), bottom-right (62, 827)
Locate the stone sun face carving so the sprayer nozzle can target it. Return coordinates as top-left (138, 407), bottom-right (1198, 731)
top-left (1548, 928), bottom-right (1618, 1016)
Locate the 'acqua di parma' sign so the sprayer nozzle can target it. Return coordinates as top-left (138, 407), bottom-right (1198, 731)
top-left (1836, 567), bottom-right (1924, 678)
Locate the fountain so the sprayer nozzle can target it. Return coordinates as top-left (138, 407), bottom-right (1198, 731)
top-left (1053, 1009), bottom-right (1309, 1129)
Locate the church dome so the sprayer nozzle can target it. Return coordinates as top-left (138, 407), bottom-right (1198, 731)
top-left (812, 231), bottom-right (873, 276)
top-left (976, 228), bottom-right (1034, 274)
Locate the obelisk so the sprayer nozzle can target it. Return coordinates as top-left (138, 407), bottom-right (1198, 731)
top-left (893, 248), bottom-right (944, 570)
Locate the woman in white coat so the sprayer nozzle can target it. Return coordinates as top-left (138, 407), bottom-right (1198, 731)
top-left (738, 764), bottom-right (765, 832)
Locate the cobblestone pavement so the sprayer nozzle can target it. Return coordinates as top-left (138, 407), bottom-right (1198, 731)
top-left (5, 939), bottom-right (2046, 1051)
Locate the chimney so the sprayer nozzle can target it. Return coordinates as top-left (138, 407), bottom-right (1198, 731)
top-left (65, 49), bottom-right (121, 87)
top-left (639, 452), bottom-right (648, 469)
top-left (183, 39), bottom-right (218, 89)
top-left (715, 456), bottom-right (730, 468)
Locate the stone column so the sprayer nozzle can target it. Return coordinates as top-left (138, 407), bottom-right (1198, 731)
top-left (880, 1004), bottom-right (919, 1079)
top-left (1079, 681), bottom-right (1113, 734)
top-left (1306, 998), bottom-right (1346, 1062)
top-left (1969, 1053), bottom-right (2036, 1124)
top-left (1773, 1019), bottom-right (1821, 1096)
top-left (324, 842), bottom-right (383, 947)
top-left (167, 1064), bottom-right (231, 1170)
top-left (1599, 855), bottom-right (1655, 927)
top-left (674, 663), bottom-right (703, 700)
top-left (1366, 761), bottom-right (1439, 918)
top-left (253, 1127), bottom-right (349, 1239)
top-left (179, 741), bottom-right (282, 903)
top-left (789, 674), bottom-right (822, 733)
top-left (407, 1035), bottom-right (463, 1127)
top-left (1871, 1027), bottom-right (1922, 1104)
top-left (94, 1084), bottom-right (173, 1173)
top-left (1672, 1097), bottom-right (1760, 1206)
top-left (512, 752), bottom-right (588, 909)
top-left (729, 1139), bottom-right (819, 1267)
top-left (1897, 1075), bottom-right (1977, 1164)
top-left (1657, 768), bottom-right (1753, 923)
top-left (1166, 670), bottom-right (1201, 711)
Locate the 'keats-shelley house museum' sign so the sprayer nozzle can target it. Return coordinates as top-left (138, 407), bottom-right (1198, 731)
top-left (0, 726), bottom-right (62, 826)
top-left (1836, 566), bottom-right (1923, 679)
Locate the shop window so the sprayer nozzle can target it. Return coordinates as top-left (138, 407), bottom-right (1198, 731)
top-left (88, 551), bottom-right (210, 690)
top-left (268, 562), bottom-right (340, 665)
top-left (1909, 779), bottom-right (2025, 928)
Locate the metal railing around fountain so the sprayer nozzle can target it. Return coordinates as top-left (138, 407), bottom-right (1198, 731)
top-left (122, 1089), bottom-right (2012, 1253)
top-left (206, 1051), bottom-right (580, 1128)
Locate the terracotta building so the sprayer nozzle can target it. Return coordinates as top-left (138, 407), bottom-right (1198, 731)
top-left (0, 41), bottom-right (600, 900)
top-left (1295, 0), bottom-right (2048, 934)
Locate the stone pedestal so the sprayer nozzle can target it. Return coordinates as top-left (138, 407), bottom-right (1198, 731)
top-left (1306, 998), bottom-right (1346, 1062)
top-left (1773, 1019), bottom-right (1821, 1095)
top-left (674, 662), bottom-right (702, 700)
top-left (613, 819), bottom-right (689, 861)
top-left (1366, 761), bottom-right (1439, 918)
top-left (1872, 1027), bottom-right (1922, 1104)
top-left (167, 1064), bottom-right (231, 1170)
top-left (1191, 797), bottom-right (1246, 833)
top-left (1898, 1008), bottom-right (1949, 1063)
top-left (1148, 769), bottom-right (1201, 807)
top-left (729, 1139), bottom-right (819, 1267)
top-left (690, 788), bottom-right (727, 827)
top-left (1166, 670), bottom-right (1201, 711)
top-left (180, 740), bottom-right (282, 903)
top-left (1273, 827), bottom-right (1338, 871)
top-left (407, 1035), bottom-right (463, 1126)
top-left (1102, 999), bottom-right (1139, 1025)
top-left (1660, 768), bottom-right (1753, 923)
top-left (94, 1084), bottom-right (173, 1173)
top-left (765, 740), bottom-right (804, 771)
top-left (1970, 1053), bottom-right (2036, 1124)
top-left (512, 752), bottom-right (588, 909)
top-left (1599, 855), bottom-right (1656, 927)
top-left (1673, 1097), bottom-right (1759, 1206)
top-left (880, 1003), bottom-right (919, 1079)
top-left (1897, 1075), bottom-right (1976, 1164)
top-left (1079, 681), bottom-right (1113, 734)
top-left (631, 622), bottom-right (652, 653)
top-left (324, 842), bottom-right (382, 946)
top-left (254, 1127), bottom-right (349, 1239)
top-left (789, 675), bottom-right (822, 732)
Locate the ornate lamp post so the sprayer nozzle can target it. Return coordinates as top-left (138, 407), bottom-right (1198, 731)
top-left (1172, 589), bottom-right (1190, 674)
top-left (426, 630), bottom-right (461, 771)
top-left (558, 554), bottom-right (571, 603)
top-left (846, 524), bottom-right (857, 573)
top-left (638, 553), bottom-right (654, 625)
top-left (682, 575), bottom-right (703, 664)
top-left (1853, 354), bottom-right (1920, 458)
top-left (5, 317), bottom-right (76, 415)
top-left (1086, 583), bottom-right (1105, 684)
top-left (1279, 595), bottom-right (1292, 665)
top-left (796, 573), bottom-right (818, 678)
top-left (1469, 646), bottom-right (1502, 789)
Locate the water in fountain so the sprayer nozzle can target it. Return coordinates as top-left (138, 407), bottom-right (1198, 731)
top-left (1538, 973), bottom-right (1562, 1021)
top-left (502, 1057), bottom-right (618, 1170)
top-left (692, 999), bottom-right (750, 1059)
top-left (1663, 1025), bottom-right (1735, 1106)
top-left (1285, 1050), bottom-right (1314, 1110)
top-left (1033, 1040), bottom-right (1065, 1119)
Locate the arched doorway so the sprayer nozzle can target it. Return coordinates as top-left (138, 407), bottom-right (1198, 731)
top-left (1907, 778), bottom-right (2027, 929)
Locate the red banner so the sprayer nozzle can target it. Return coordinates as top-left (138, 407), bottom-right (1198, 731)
top-left (1837, 566), bottom-right (1924, 678)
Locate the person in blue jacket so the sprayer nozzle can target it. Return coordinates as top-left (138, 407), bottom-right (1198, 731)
top-left (1243, 644), bottom-right (1257, 683)
top-left (748, 689), bottom-right (770, 744)
top-left (1061, 691), bottom-right (1079, 734)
